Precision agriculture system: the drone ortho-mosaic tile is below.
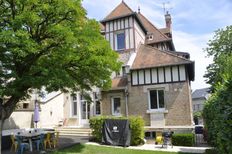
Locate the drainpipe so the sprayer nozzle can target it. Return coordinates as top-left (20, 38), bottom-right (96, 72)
top-left (125, 87), bottom-right (129, 117)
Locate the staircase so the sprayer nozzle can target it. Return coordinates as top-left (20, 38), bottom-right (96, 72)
top-left (55, 127), bottom-right (92, 137)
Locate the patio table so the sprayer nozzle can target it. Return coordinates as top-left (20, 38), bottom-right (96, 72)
top-left (16, 130), bottom-right (57, 151)
top-left (16, 132), bottom-right (41, 152)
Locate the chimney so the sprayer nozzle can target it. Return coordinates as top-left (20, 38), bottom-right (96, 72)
top-left (165, 11), bottom-right (172, 29)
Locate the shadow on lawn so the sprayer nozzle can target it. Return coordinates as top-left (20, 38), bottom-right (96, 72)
top-left (52, 144), bottom-right (85, 154)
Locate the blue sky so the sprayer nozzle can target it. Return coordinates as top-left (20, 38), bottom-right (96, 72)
top-left (82, 0), bottom-right (232, 90)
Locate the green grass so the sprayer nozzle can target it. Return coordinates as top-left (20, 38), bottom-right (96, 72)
top-left (52, 144), bottom-right (195, 154)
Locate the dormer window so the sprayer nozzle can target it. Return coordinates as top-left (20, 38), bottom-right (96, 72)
top-left (147, 34), bottom-right (153, 40)
top-left (116, 31), bottom-right (125, 50)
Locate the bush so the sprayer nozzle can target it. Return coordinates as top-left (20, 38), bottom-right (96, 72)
top-left (89, 116), bottom-right (144, 145)
top-left (172, 133), bottom-right (195, 146)
top-left (203, 81), bottom-right (232, 153)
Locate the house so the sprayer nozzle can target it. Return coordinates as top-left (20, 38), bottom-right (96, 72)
top-left (98, 1), bottom-right (195, 133)
top-left (4, 1), bottom-right (195, 134)
top-left (192, 88), bottom-right (210, 125)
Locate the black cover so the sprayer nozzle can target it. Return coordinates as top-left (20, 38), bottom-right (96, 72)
top-left (102, 119), bottom-right (131, 147)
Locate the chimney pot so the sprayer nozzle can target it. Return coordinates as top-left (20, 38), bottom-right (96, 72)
top-left (165, 11), bottom-right (172, 30)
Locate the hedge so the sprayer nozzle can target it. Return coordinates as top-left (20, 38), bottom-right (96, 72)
top-left (89, 116), bottom-right (144, 145)
top-left (172, 133), bottom-right (195, 146)
top-left (203, 80), bottom-right (232, 153)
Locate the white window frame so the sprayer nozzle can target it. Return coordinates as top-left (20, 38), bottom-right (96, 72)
top-left (115, 31), bottom-right (125, 51)
top-left (111, 97), bottom-right (121, 116)
top-left (148, 89), bottom-right (165, 111)
top-left (71, 94), bottom-right (78, 117)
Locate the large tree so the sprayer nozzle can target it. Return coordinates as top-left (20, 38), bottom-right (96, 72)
top-left (0, 0), bottom-right (120, 151)
top-left (203, 26), bottom-right (232, 153)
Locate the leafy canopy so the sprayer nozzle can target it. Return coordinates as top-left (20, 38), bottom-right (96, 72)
top-left (204, 26), bottom-right (232, 89)
top-left (203, 26), bottom-right (232, 153)
top-left (0, 0), bottom-right (120, 118)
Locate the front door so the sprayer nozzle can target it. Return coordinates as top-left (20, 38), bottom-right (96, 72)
top-left (81, 101), bottom-right (90, 126)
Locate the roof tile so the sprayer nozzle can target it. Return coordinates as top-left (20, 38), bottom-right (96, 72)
top-left (132, 44), bottom-right (193, 69)
top-left (104, 1), bottom-right (134, 21)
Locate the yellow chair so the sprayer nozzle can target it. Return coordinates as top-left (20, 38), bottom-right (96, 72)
top-left (51, 132), bottom-right (59, 148)
top-left (155, 132), bottom-right (163, 145)
top-left (44, 133), bottom-right (52, 149)
top-left (10, 135), bottom-right (18, 152)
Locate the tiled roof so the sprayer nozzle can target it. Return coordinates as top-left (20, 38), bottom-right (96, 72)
top-left (192, 88), bottom-right (211, 100)
top-left (103, 1), bottom-right (134, 21)
top-left (111, 77), bottom-right (127, 89)
top-left (137, 13), bottom-right (171, 44)
top-left (131, 44), bottom-right (193, 70)
top-left (159, 28), bottom-right (171, 34)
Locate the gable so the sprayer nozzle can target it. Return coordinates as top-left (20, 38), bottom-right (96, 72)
top-left (137, 13), bottom-right (170, 44)
top-left (103, 1), bottom-right (134, 21)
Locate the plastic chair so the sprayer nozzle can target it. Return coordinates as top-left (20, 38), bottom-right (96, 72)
top-left (44, 133), bottom-right (52, 149)
top-left (33, 134), bottom-right (45, 151)
top-left (51, 132), bottom-right (59, 148)
top-left (15, 136), bottom-right (29, 154)
top-left (10, 135), bottom-right (18, 152)
top-left (155, 132), bottom-right (163, 145)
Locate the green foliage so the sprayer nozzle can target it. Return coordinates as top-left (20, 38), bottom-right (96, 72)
top-left (129, 116), bottom-right (145, 145)
top-left (172, 133), bottom-right (195, 146)
top-left (0, 0), bottom-right (120, 119)
top-left (203, 80), bottom-right (232, 153)
top-left (193, 111), bottom-right (202, 118)
top-left (89, 116), bottom-right (145, 146)
top-left (203, 25), bottom-right (232, 154)
top-left (204, 26), bottom-right (232, 90)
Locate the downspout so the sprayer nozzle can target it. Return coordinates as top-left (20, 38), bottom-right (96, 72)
top-left (125, 87), bottom-right (129, 117)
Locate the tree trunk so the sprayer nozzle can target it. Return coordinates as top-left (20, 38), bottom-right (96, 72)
top-left (0, 97), bottom-right (19, 154)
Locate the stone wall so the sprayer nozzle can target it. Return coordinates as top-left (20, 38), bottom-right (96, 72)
top-left (101, 80), bottom-right (193, 128)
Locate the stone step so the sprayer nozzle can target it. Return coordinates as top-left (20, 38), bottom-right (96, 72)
top-left (55, 127), bottom-right (92, 137)
top-left (59, 133), bottom-right (90, 137)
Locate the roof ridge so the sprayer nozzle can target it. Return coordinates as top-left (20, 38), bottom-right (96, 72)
top-left (142, 44), bottom-right (193, 62)
top-left (104, 1), bottom-right (134, 20)
top-left (138, 12), bottom-right (169, 40)
top-left (121, 0), bottom-right (134, 13)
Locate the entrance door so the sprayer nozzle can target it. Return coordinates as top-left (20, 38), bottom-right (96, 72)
top-left (81, 101), bottom-right (90, 126)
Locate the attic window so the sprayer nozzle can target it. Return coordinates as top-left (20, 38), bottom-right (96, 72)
top-left (147, 34), bottom-right (153, 40)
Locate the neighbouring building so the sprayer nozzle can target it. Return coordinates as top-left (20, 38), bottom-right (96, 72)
top-left (4, 1), bottom-right (195, 134)
top-left (192, 88), bottom-right (210, 125)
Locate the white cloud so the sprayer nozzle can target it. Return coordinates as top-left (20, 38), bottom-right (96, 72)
top-left (172, 30), bottom-right (213, 90)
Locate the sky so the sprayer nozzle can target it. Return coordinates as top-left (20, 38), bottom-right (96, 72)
top-left (82, 0), bottom-right (232, 90)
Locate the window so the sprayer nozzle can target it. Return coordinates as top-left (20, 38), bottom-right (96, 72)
top-left (94, 92), bottom-right (101, 115)
top-left (122, 66), bottom-right (127, 76)
top-left (111, 97), bottom-right (121, 115)
top-left (149, 90), bottom-right (164, 110)
top-left (117, 32), bottom-right (125, 50)
top-left (23, 103), bottom-right (29, 109)
top-left (72, 95), bottom-right (77, 116)
top-left (95, 101), bottom-right (101, 115)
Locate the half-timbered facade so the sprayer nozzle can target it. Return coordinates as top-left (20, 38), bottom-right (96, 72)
top-left (100, 1), bottom-right (195, 131)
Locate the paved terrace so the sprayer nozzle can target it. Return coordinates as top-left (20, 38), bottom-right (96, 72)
top-left (2, 136), bottom-right (89, 154)
top-left (2, 136), bottom-right (211, 154)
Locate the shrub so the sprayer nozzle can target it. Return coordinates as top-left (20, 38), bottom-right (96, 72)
top-left (89, 116), bottom-right (144, 145)
top-left (128, 116), bottom-right (144, 145)
top-left (172, 133), bottom-right (195, 146)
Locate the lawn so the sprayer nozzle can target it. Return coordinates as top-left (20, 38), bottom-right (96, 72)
top-left (52, 144), bottom-right (195, 154)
